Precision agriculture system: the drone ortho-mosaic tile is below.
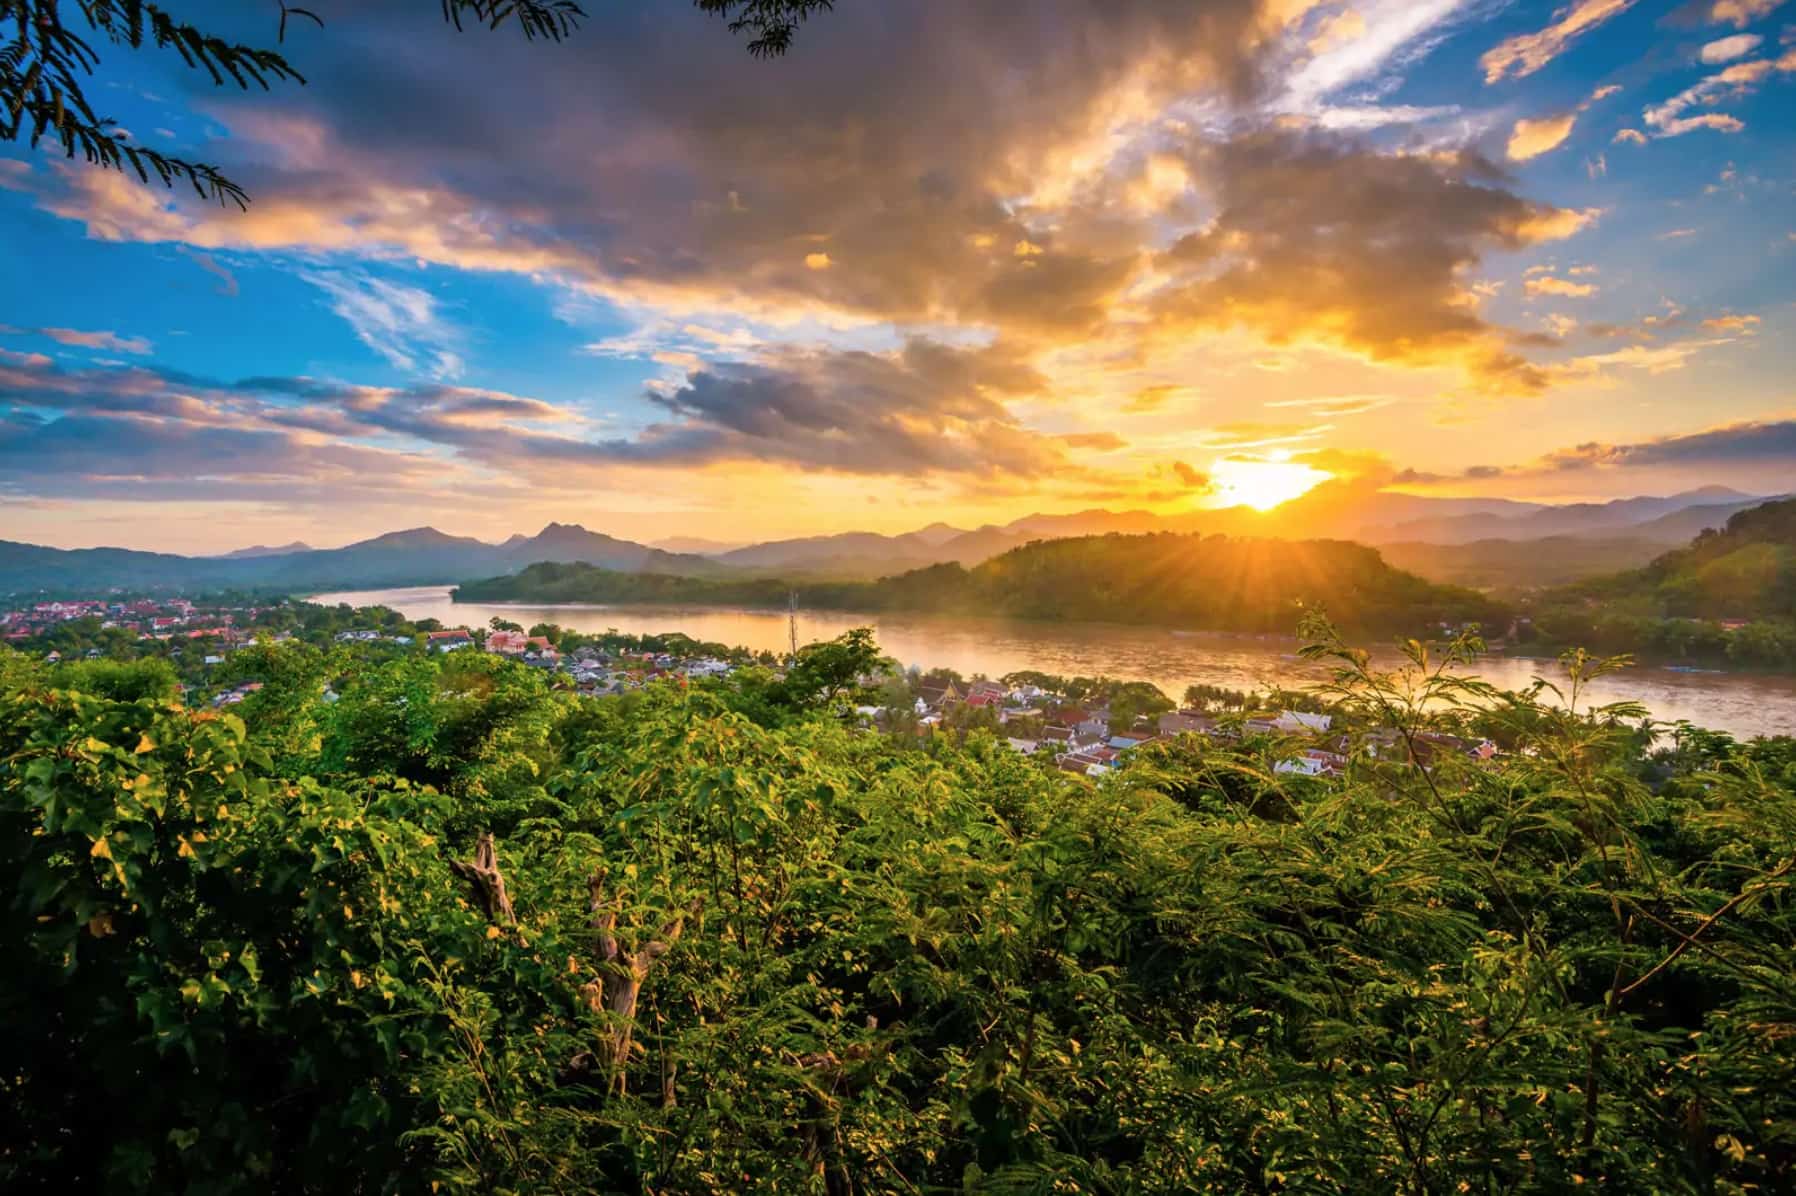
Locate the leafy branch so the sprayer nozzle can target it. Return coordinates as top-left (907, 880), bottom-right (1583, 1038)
top-left (1, 0), bottom-right (830, 206)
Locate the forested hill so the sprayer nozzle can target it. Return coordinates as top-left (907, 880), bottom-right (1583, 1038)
top-left (457, 532), bottom-right (1507, 634)
top-left (1557, 497), bottom-right (1796, 619)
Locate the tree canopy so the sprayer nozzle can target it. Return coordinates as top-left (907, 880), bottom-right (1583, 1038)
top-left (5, 621), bottom-right (1796, 1191)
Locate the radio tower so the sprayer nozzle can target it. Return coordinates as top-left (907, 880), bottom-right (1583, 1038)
top-left (787, 590), bottom-right (799, 661)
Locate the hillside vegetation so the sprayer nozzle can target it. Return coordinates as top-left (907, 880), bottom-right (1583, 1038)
top-left (458, 532), bottom-right (1506, 635)
top-left (3, 626), bottom-right (1795, 1192)
top-left (1571, 498), bottom-right (1796, 619)
top-left (1378, 535), bottom-right (1666, 592)
top-left (1528, 499), bottom-right (1796, 667)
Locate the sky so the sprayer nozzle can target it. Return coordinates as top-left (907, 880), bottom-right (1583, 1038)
top-left (2, 0), bottom-right (1794, 553)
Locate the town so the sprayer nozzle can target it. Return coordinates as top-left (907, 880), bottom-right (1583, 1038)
top-left (4, 594), bottom-right (1502, 780)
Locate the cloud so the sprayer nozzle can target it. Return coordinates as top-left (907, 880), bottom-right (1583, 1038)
top-left (1277, 0), bottom-right (1486, 122)
top-left (1172, 460), bottom-right (1209, 487)
top-left (1652, 112), bottom-right (1746, 136)
top-left (1507, 78), bottom-right (1624, 160)
top-left (1481, 0), bottom-right (1640, 83)
top-left (0, 355), bottom-right (458, 504)
top-left (300, 270), bottom-right (465, 380)
top-left (1613, 127), bottom-right (1648, 144)
top-left (608, 339), bottom-right (1069, 476)
top-left (1693, 0), bottom-right (1788, 29)
top-left (0, 0), bottom-right (1601, 408)
top-left (0, 335), bottom-right (1127, 509)
top-left (1532, 416), bottom-right (1796, 471)
top-left (1702, 313), bottom-right (1760, 331)
top-left (1553, 336), bottom-right (1732, 379)
top-left (1059, 431), bottom-right (1127, 452)
top-left (0, 413), bottom-right (450, 503)
top-left (1148, 131), bottom-right (1597, 392)
top-left (0, 0), bottom-right (1307, 344)
top-left (177, 247), bottom-right (239, 297)
top-left (1264, 394), bottom-right (1399, 416)
top-left (1508, 113), bottom-right (1578, 160)
top-left (1525, 275), bottom-right (1599, 297)
top-left (1401, 413), bottom-right (1796, 494)
top-left (1701, 33), bottom-right (1763, 62)
top-left (1123, 384), bottom-right (1194, 413)
top-left (1642, 50), bottom-right (1796, 137)
top-left (34, 327), bottom-right (153, 354)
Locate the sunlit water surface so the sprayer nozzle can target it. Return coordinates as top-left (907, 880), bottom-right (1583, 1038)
top-left (312, 587), bottom-right (1796, 741)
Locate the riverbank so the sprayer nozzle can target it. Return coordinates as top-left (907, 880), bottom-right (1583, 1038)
top-left (312, 587), bottom-right (1796, 741)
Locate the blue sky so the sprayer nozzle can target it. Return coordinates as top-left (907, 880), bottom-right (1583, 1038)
top-left (2, 0), bottom-right (1794, 551)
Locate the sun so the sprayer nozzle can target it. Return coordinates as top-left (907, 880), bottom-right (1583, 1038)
top-left (1210, 458), bottom-right (1331, 512)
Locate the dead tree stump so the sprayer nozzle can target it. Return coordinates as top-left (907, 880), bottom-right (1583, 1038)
top-left (450, 831), bottom-right (516, 924)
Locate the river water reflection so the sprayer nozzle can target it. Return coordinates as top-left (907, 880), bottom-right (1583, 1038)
top-left (312, 586), bottom-right (1796, 741)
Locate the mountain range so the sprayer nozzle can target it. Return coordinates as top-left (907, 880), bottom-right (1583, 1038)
top-left (1, 487), bottom-right (1781, 598)
top-left (0, 523), bottom-right (723, 596)
top-left (668, 486), bottom-right (1777, 580)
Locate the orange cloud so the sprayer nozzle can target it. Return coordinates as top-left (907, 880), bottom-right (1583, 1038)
top-left (1525, 275), bottom-right (1598, 297)
top-left (1507, 113), bottom-right (1578, 160)
top-left (1481, 0), bottom-right (1639, 83)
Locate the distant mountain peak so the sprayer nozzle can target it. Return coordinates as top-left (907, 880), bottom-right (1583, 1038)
top-left (356, 526), bottom-right (470, 548)
top-left (1673, 484), bottom-right (1756, 502)
top-left (213, 541), bottom-right (312, 560)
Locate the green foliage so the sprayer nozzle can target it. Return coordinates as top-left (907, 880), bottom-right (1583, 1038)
top-left (56, 655), bottom-right (179, 701)
top-left (1534, 497), bottom-right (1796, 667)
top-left (4, 622), bottom-right (1796, 1193)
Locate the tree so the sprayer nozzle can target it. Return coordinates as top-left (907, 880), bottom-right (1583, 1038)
top-left (1106, 679), bottom-right (1172, 729)
top-left (1, 0), bottom-right (833, 205)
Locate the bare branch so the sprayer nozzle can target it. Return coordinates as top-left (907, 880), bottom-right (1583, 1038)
top-left (449, 831), bottom-right (517, 924)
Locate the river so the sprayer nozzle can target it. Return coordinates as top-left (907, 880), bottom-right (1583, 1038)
top-left (311, 586), bottom-right (1796, 741)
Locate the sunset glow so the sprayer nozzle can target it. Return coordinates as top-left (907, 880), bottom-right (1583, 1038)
top-left (2, 2), bottom-right (1794, 552)
top-left (1210, 459), bottom-right (1332, 512)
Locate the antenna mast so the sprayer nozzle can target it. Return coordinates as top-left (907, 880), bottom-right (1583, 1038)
top-left (788, 590), bottom-right (799, 661)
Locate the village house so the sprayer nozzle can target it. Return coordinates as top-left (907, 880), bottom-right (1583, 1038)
top-left (1274, 711), bottom-right (1334, 734)
top-left (1159, 710), bottom-right (1219, 737)
top-left (1057, 745), bottom-right (1120, 778)
top-left (1276, 748), bottom-right (1349, 778)
top-left (426, 629), bottom-right (474, 652)
top-left (964, 680), bottom-right (1006, 709)
top-left (486, 629), bottom-right (529, 654)
top-left (1042, 703), bottom-right (1115, 740)
top-left (914, 680), bottom-right (962, 713)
